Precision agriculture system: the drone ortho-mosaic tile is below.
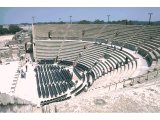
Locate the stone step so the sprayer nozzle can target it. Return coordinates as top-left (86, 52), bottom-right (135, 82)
top-left (12, 82), bottom-right (17, 85)
top-left (11, 86), bottom-right (15, 89)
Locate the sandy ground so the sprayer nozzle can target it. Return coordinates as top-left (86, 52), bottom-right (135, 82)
top-left (14, 62), bottom-right (39, 105)
top-left (0, 35), bottom-right (14, 47)
top-left (0, 61), bottom-right (19, 93)
top-left (0, 35), bottom-right (14, 42)
top-left (48, 77), bottom-right (160, 112)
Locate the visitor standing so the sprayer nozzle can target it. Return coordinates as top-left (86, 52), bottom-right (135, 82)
top-left (26, 64), bottom-right (28, 72)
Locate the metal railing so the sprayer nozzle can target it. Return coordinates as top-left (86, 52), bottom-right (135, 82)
top-left (88, 68), bottom-right (160, 92)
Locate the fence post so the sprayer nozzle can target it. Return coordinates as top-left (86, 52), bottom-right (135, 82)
top-left (55, 105), bottom-right (58, 113)
top-left (145, 71), bottom-right (149, 80)
top-left (123, 79), bottom-right (126, 88)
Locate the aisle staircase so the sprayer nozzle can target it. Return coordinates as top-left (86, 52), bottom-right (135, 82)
top-left (10, 61), bottom-right (22, 93)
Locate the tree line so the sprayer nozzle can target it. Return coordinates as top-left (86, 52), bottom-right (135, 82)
top-left (0, 25), bottom-right (22, 35)
top-left (22, 19), bottom-right (160, 25)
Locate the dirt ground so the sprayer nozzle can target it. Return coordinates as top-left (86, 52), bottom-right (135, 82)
top-left (0, 35), bottom-right (14, 42)
top-left (48, 78), bottom-right (160, 112)
top-left (0, 35), bottom-right (14, 47)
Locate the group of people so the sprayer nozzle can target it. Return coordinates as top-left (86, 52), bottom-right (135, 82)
top-left (20, 57), bottom-right (30, 78)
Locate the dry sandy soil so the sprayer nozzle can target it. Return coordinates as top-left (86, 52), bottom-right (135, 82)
top-left (0, 35), bottom-right (14, 42)
top-left (0, 35), bottom-right (14, 46)
top-left (48, 78), bottom-right (160, 112)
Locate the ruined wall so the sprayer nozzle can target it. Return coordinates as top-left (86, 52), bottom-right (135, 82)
top-left (0, 92), bottom-right (36, 113)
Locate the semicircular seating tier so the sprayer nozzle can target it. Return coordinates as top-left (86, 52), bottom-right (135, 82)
top-left (32, 24), bottom-right (160, 106)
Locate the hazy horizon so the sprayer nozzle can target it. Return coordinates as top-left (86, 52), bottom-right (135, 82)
top-left (0, 7), bottom-right (160, 24)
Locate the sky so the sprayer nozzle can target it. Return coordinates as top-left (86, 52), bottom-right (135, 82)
top-left (0, 7), bottom-right (160, 24)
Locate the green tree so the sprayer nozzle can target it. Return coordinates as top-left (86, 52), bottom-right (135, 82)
top-left (0, 27), bottom-right (9, 35)
top-left (128, 20), bottom-right (133, 25)
top-left (78, 20), bottom-right (91, 24)
top-left (9, 25), bottom-right (22, 34)
top-left (93, 19), bottom-right (105, 24)
top-left (2, 28), bottom-right (9, 34)
top-left (59, 21), bottom-right (65, 24)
